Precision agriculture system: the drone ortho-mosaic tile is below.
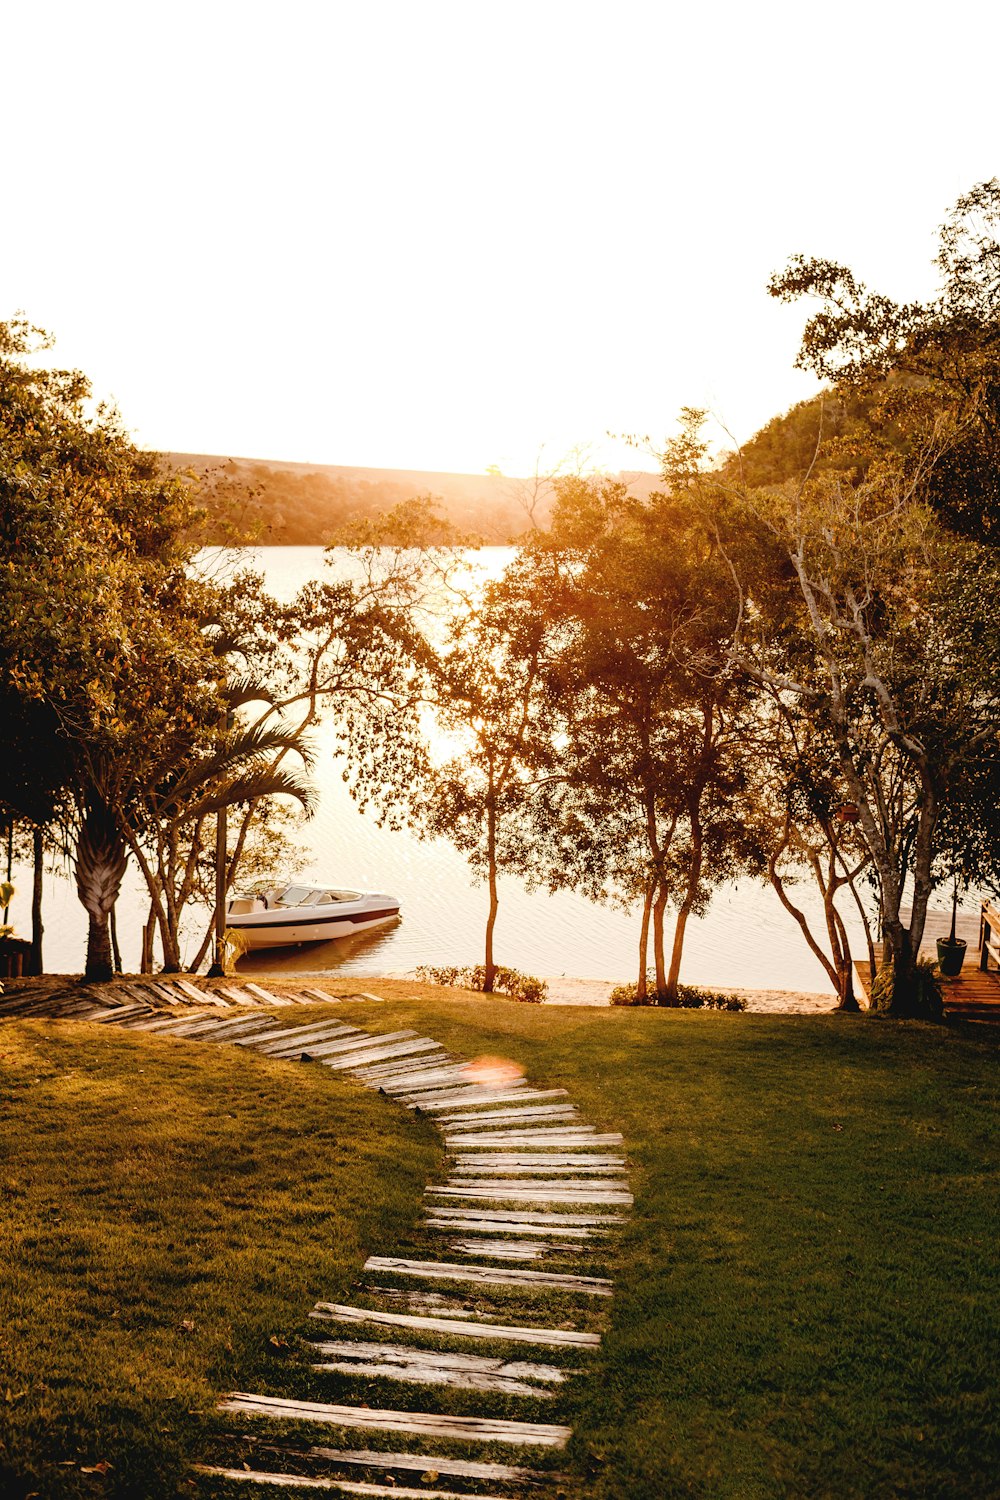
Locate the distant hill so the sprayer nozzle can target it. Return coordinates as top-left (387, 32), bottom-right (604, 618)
top-left (166, 452), bottom-right (660, 545)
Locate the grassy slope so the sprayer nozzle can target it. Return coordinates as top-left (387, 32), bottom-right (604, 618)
top-left (2, 988), bottom-right (999, 1498)
top-left (0, 1012), bottom-right (439, 1499)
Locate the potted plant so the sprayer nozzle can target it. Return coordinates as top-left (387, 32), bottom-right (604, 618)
top-left (936, 874), bottom-right (967, 978)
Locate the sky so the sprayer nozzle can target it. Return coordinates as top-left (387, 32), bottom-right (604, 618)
top-left (4, 1), bottom-right (999, 477)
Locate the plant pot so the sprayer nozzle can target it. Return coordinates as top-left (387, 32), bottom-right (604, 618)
top-left (936, 937), bottom-right (967, 978)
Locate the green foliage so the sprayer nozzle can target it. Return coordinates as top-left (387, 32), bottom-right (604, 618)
top-left (869, 957), bottom-right (945, 1022)
top-left (415, 962), bottom-right (548, 1002)
top-left (609, 975), bottom-right (746, 1009)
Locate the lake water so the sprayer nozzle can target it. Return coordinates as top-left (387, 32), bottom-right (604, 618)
top-left (19, 547), bottom-right (864, 995)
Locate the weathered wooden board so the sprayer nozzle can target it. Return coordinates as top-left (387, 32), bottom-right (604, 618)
top-left (406, 1087), bottom-right (568, 1112)
top-left (452, 1153), bottom-right (627, 1170)
top-left (217, 1392), bottom-right (571, 1446)
top-left (256, 1025), bottom-right (376, 1057)
top-left (437, 1106), bottom-right (579, 1127)
top-left (250, 1020), bottom-right (364, 1056)
top-left (310, 1302), bottom-right (601, 1348)
top-left (187, 1013), bottom-right (278, 1037)
top-left (438, 1177), bottom-right (630, 1194)
top-left (307, 1339), bottom-right (566, 1395)
top-left (196, 1467), bottom-right (519, 1498)
top-left (428, 1184), bottom-right (632, 1207)
top-left (377, 1067), bottom-right (472, 1093)
top-left (306, 1339), bottom-right (570, 1381)
top-left (308, 1359), bottom-right (558, 1397)
top-left (447, 1237), bottom-right (585, 1260)
top-left (172, 977), bottom-right (225, 1006)
top-left (425, 1206), bottom-right (622, 1227)
top-left (326, 1040), bottom-right (442, 1070)
top-left (351, 1051), bottom-right (455, 1080)
top-left (242, 981), bottom-right (295, 1006)
top-left (300, 1446), bottom-right (543, 1484)
top-left (92, 1002), bottom-right (155, 1024)
top-left (426, 1217), bottom-right (595, 1240)
top-left (452, 1162), bottom-right (627, 1176)
top-left (215, 984), bottom-right (263, 1005)
top-left (363, 1255), bottom-right (613, 1295)
top-left (446, 1130), bottom-right (624, 1148)
top-left (353, 1055), bottom-right (452, 1085)
top-left (299, 987), bottom-right (344, 1005)
top-left (236, 1019), bottom-right (359, 1049)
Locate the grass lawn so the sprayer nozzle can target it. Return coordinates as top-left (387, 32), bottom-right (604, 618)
top-left (2, 985), bottom-right (999, 1498)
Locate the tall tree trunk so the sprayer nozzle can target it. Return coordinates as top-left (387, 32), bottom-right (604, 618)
top-left (483, 795), bottom-right (498, 993)
top-left (109, 903), bottom-right (123, 975)
top-left (75, 799), bottom-right (128, 983)
top-left (652, 882), bottom-right (669, 999)
top-left (665, 815), bottom-right (704, 1004)
top-left (29, 825), bottom-right (44, 976)
top-left (636, 880), bottom-right (654, 999)
top-left (882, 919), bottom-right (917, 1015)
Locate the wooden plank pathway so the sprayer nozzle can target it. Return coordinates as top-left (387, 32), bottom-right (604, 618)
top-left (1, 977), bottom-right (629, 1495)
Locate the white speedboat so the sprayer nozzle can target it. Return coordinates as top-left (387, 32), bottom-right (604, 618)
top-left (225, 884), bottom-right (400, 949)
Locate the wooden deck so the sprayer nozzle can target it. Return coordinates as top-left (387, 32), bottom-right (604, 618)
top-left (853, 906), bottom-right (1000, 1020)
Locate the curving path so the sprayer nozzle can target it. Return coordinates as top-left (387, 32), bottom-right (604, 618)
top-left (1, 977), bottom-right (630, 1498)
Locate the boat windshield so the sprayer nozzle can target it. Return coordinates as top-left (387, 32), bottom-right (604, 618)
top-left (274, 886), bottom-right (314, 906)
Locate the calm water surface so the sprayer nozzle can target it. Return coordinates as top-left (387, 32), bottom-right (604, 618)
top-left (27, 548), bottom-right (856, 993)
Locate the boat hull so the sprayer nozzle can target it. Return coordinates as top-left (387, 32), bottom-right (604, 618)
top-left (227, 898), bottom-right (400, 950)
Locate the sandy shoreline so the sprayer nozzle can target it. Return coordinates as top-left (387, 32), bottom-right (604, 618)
top-left (535, 975), bottom-right (837, 1013)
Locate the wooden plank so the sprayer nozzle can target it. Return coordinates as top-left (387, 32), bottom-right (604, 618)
top-left (452, 1152), bottom-right (627, 1169)
top-left (406, 1087), bottom-right (569, 1112)
top-left (363, 1255), bottom-right (613, 1295)
top-left (306, 1339), bottom-right (567, 1395)
top-left (171, 977), bottom-right (223, 1006)
top-left (428, 1184), bottom-right (632, 1207)
top-left (265, 1029), bottom-right (413, 1060)
top-left (377, 1067), bottom-right (471, 1093)
top-left (217, 1392), bottom-right (571, 1447)
top-left (446, 1129), bottom-right (624, 1148)
top-left (447, 1238), bottom-right (584, 1260)
top-left (297, 987), bottom-right (343, 1004)
top-left (438, 1177), bottom-right (630, 1194)
top-left (242, 981), bottom-right (295, 1006)
top-left (425, 1206), bottom-right (621, 1227)
top-left (353, 1055), bottom-right (452, 1085)
top-left (306, 1338), bottom-right (571, 1381)
top-left (307, 1359), bottom-right (558, 1397)
top-left (300, 1447), bottom-right (544, 1484)
top-left (215, 984), bottom-right (263, 1005)
top-left (184, 1013), bottom-right (279, 1038)
top-left (437, 1106), bottom-right (579, 1127)
top-left (91, 1002), bottom-right (156, 1023)
top-left (325, 1040), bottom-right (442, 1070)
top-left (427, 1218), bottom-right (595, 1240)
top-left (235, 1019), bottom-right (360, 1049)
top-left (250, 1023), bottom-right (362, 1055)
top-left (196, 1468), bottom-right (519, 1498)
top-left (310, 1303), bottom-right (600, 1348)
top-left (452, 1162), bottom-right (626, 1176)
top-left (344, 992), bottom-right (386, 1002)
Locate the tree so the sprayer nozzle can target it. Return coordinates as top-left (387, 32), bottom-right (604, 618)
top-left (520, 469), bottom-right (761, 1002)
top-left (768, 178), bottom-right (1000, 546)
top-left (717, 462), bottom-right (1000, 1016)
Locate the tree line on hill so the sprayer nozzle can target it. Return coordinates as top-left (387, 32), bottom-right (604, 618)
top-left (3, 179), bottom-right (1000, 1017)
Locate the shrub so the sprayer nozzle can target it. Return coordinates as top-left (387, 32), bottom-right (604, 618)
top-left (869, 957), bottom-right (944, 1021)
top-left (610, 975), bottom-right (746, 1011)
top-left (415, 963), bottom-right (548, 1003)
